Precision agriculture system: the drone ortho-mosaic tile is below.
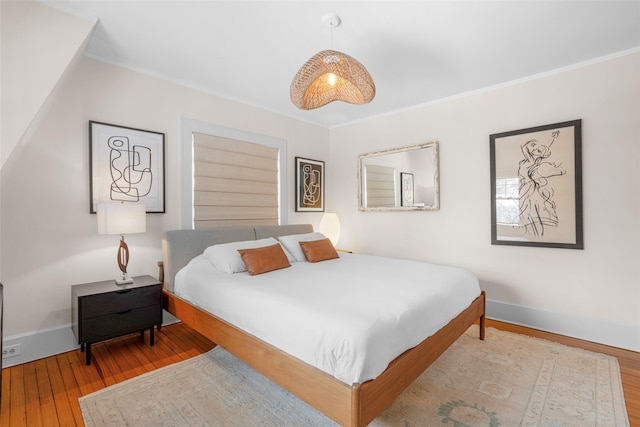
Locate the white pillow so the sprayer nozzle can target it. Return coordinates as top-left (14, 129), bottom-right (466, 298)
top-left (277, 232), bottom-right (326, 262)
top-left (204, 238), bottom-right (295, 273)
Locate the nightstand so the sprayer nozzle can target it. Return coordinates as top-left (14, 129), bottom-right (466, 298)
top-left (71, 275), bottom-right (162, 365)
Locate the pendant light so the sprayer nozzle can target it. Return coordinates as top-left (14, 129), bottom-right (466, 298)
top-left (290, 15), bottom-right (375, 110)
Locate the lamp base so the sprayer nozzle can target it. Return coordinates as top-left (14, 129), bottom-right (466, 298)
top-left (115, 274), bottom-right (134, 285)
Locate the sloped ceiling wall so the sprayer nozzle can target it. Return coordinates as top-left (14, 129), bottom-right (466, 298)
top-left (1, 0), bottom-right (96, 168)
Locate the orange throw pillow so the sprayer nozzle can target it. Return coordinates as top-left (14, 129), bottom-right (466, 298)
top-left (299, 238), bottom-right (339, 263)
top-left (237, 244), bottom-right (291, 275)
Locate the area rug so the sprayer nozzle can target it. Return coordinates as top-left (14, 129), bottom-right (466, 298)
top-left (79, 327), bottom-right (629, 426)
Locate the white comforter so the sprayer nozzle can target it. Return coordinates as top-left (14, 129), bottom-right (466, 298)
top-left (174, 252), bottom-right (480, 385)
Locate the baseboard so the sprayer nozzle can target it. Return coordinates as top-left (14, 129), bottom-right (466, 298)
top-left (486, 298), bottom-right (640, 352)
top-left (2, 310), bottom-right (180, 368)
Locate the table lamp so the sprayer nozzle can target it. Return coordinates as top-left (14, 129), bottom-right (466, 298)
top-left (319, 212), bottom-right (341, 247)
top-left (97, 202), bottom-right (146, 284)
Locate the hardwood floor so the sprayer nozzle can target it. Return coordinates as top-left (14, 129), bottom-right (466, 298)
top-left (0, 319), bottom-right (638, 426)
top-left (0, 323), bottom-right (215, 427)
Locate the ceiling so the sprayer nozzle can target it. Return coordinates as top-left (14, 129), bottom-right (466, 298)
top-left (47, 1), bottom-right (640, 128)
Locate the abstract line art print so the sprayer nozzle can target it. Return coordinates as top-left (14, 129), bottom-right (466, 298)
top-left (490, 120), bottom-right (583, 249)
top-left (90, 121), bottom-right (165, 213)
top-left (295, 157), bottom-right (324, 212)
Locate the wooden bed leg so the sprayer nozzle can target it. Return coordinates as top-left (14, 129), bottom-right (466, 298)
top-left (351, 384), bottom-right (362, 427)
top-left (479, 291), bottom-right (486, 340)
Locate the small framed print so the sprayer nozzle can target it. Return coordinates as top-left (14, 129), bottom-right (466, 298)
top-left (490, 119), bottom-right (583, 249)
top-left (295, 157), bottom-right (324, 212)
top-left (400, 172), bottom-right (414, 207)
top-left (89, 121), bottom-right (165, 213)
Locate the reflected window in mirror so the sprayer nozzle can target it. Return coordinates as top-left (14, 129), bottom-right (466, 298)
top-left (364, 164), bottom-right (396, 208)
top-left (358, 142), bottom-right (439, 211)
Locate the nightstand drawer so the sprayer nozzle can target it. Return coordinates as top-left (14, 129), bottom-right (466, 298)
top-left (80, 285), bottom-right (161, 319)
top-left (81, 304), bottom-right (162, 342)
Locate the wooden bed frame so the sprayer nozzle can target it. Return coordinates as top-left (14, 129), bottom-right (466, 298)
top-left (159, 225), bottom-right (486, 427)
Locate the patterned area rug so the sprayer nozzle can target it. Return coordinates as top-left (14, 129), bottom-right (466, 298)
top-left (79, 327), bottom-right (629, 426)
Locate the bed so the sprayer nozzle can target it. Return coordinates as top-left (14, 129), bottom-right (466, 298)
top-left (160, 224), bottom-right (485, 427)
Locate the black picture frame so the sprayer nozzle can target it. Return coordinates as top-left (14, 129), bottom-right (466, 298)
top-left (490, 119), bottom-right (583, 249)
top-left (89, 121), bottom-right (165, 213)
top-left (295, 157), bottom-right (324, 212)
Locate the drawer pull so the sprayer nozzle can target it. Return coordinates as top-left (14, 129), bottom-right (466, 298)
top-left (116, 289), bottom-right (133, 294)
top-left (117, 309), bottom-right (132, 315)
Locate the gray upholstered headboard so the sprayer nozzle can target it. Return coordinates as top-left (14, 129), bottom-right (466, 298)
top-left (161, 224), bottom-right (314, 292)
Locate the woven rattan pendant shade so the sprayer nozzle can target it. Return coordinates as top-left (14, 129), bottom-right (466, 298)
top-left (290, 49), bottom-right (376, 110)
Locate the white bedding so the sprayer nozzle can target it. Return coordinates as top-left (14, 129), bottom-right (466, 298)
top-left (174, 252), bottom-right (481, 385)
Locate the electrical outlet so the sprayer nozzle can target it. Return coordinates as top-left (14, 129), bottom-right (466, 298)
top-left (2, 344), bottom-right (21, 358)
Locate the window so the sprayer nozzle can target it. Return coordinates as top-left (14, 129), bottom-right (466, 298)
top-left (495, 177), bottom-right (519, 225)
top-left (181, 119), bottom-right (287, 229)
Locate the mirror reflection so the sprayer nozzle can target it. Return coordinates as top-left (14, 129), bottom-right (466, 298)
top-left (358, 142), bottom-right (439, 211)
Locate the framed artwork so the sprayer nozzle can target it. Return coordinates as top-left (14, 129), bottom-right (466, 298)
top-left (89, 121), bottom-right (165, 213)
top-left (400, 172), bottom-right (414, 207)
top-left (295, 157), bottom-right (324, 212)
top-left (490, 119), bottom-right (583, 249)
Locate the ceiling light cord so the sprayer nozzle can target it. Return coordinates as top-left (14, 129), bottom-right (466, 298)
top-left (329, 19), bottom-right (334, 49)
top-left (322, 14), bottom-right (340, 49)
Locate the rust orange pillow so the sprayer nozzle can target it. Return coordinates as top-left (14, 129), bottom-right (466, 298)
top-left (299, 238), bottom-right (339, 263)
top-left (237, 243), bottom-right (291, 275)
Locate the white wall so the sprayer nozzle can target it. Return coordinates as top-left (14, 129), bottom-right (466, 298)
top-left (329, 52), bottom-right (640, 351)
top-left (0, 1), bottom-right (95, 307)
top-left (0, 57), bottom-right (329, 350)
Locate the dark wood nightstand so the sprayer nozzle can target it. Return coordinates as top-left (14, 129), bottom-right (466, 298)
top-left (71, 275), bottom-right (162, 365)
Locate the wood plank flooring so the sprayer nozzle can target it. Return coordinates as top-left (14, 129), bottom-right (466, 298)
top-left (0, 320), bottom-right (638, 426)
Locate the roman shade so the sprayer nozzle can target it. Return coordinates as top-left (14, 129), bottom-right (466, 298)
top-left (193, 133), bottom-right (279, 228)
top-left (364, 164), bottom-right (396, 208)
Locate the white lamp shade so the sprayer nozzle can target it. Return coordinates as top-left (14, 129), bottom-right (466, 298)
top-left (319, 212), bottom-right (341, 246)
top-left (97, 203), bottom-right (146, 235)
